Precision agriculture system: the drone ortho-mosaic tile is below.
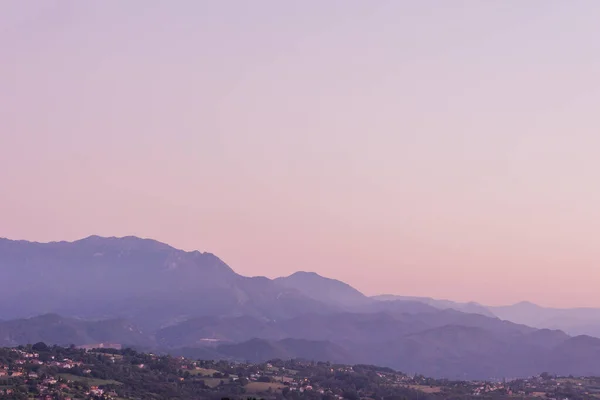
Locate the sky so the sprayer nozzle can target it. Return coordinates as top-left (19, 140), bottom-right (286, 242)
top-left (2, 1), bottom-right (600, 308)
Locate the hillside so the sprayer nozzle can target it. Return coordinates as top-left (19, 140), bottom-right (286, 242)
top-left (490, 301), bottom-right (600, 338)
top-left (3, 236), bottom-right (600, 380)
top-left (372, 294), bottom-right (496, 318)
top-left (0, 236), bottom-right (337, 330)
top-left (217, 338), bottom-right (351, 364)
top-left (155, 311), bottom-right (591, 380)
top-left (0, 314), bottom-right (153, 348)
top-left (6, 345), bottom-right (600, 400)
top-left (372, 296), bottom-right (600, 340)
top-left (1, 310), bottom-right (594, 379)
top-left (274, 271), bottom-right (372, 309)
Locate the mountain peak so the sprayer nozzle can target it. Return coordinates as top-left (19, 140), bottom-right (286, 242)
top-left (275, 271), bottom-right (369, 308)
top-left (75, 235), bottom-right (175, 251)
top-left (287, 271), bottom-right (325, 279)
top-left (513, 300), bottom-right (541, 308)
top-left (0, 236), bottom-right (334, 328)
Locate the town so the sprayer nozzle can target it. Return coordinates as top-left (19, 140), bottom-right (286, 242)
top-left (1, 343), bottom-right (600, 400)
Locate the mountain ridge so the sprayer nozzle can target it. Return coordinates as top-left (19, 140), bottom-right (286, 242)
top-left (2, 235), bottom-right (600, 379)
top-left (274, 270), bottom-right (373, 309)
top-left (3, 311), bottom-right (599, 379)
top-left (0, 235), bottom-right (337, 330)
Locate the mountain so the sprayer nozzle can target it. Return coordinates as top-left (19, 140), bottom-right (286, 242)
top-left (4, 235), bottom-right (600, 379)
top-left (274, 271), bottom-right (372, 309)
top-left (545, 335), bottom-right (600, 376)
top-left (490, 301), bottom-right (600, 338)
top-left (0, 236), bottom-right (337, 330)
top-left (274, 272), bottom-right (440, 316)
top-left (372, 294), bottom-right (496, 318)
top-left (374, 296), bottom-right (600, 340)
top-left (0, 314), bottom-right (153, 348)
top-left (3, 310), bottom-right (595, 380)
top-left (153, 309), bottom-right (600, 380)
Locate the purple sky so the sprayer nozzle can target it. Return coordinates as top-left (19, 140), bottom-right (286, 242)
top-left (2, 1), bottom-right (600, 307)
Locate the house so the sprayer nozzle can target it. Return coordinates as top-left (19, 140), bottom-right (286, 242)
top-left (90, 386), bottom-right (104, 396)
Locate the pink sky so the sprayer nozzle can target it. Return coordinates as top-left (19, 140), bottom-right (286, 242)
top-left (2, 1), bottom-right (600, 307)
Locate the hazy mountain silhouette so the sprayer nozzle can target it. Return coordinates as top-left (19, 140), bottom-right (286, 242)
top-left (155, 310), bottom-right (532, 349)
top-left (373, 295), bottom-right (600, 339)
top-left (2, 235), bottom-right (600, 379)
top-left (489, 301), bottom-right (600, 338)
top-left (0, 236), bottom-right (336, 330)
top-left (2, 311), bottom-right (596, 380)
top-left (372, 294), bottom-right (496, 318)
top-left (151, 311), bottom-right (600, 380)
top-left (274, 272), bottom-right (441, 315)
top-left (274, 271), bottom-right (372, 309)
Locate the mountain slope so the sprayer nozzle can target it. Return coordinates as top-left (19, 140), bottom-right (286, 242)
top-left (374, 295), bottom-right (600, 340)
top-left (0, 314), bottom-right (153, 347)
top-left (154, 309), bottom-right (600, 380)
top-left (217, 338), bottom-right (351, 364)
top-left (274, 271), bottom-right (372, 309)
top-left (274, 272), bottom-right (443, 315)
top-left (2, 310), bottom-right (592, 380)
top-left (372, 294), bottom-right (495, 318)
top-left (490, 301), bottom-right (600, 338)
top-left (0, 236), bottom-right (337, 329)
top-left (4, 235), bottom-right (600, 379)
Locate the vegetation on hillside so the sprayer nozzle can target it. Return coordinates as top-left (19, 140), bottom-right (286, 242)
top-left (1, 344), bottom-right (600, 400)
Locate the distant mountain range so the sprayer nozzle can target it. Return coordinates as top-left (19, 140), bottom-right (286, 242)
top-left (1, 235), bottom-right (600, 379)
top-left (372, 295), bottom-right (600, 339)
top-left (371, 295), bottom-right (497, 318)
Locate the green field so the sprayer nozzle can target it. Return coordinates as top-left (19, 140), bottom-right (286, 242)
top-left (57, 373), bottom-right (122, 386)
top-left (188, 367), bottom-right (219, 376)
top-left (199, 377), bottom-right (225, 388)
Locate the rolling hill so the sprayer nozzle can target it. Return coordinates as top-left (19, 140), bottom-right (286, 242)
top-left (0, 314), bottom-right (153, 348)
top-left (152, 310), bottom-right (600, 380)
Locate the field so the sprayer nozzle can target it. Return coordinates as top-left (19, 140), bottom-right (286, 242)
top-left (200, 378), bottom-right (225, 388)
top-left (189, 367), bottom-right (219, 376)
top-left (245, 381), bottom-right (287, 393)
top-left (57, 373), bottom-right (122, 386)
top-left (284, 369), bottom-right (299, 375)
top-left (407, 385), bottom-right (442, 393)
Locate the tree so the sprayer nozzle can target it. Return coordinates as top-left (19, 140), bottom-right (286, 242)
top-left (32, 342), bottom-right (48, 352)
top-left (540, 372), bottom-right (551, 380)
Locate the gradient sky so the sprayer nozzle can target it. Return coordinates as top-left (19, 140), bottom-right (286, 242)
top-left (2, 1), bottom-right (600, 307)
